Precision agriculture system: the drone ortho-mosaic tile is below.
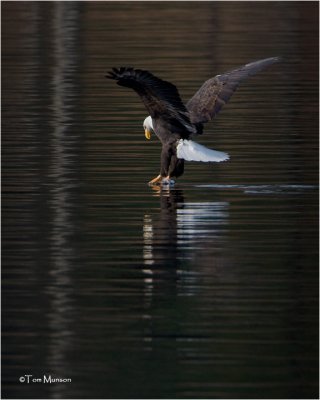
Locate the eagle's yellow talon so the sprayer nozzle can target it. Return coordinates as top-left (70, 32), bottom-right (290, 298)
top-left (148, 175), bottom-right (162, 185)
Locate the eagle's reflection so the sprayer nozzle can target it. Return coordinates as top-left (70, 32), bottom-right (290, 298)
top-left (143, 188), bottom-right (184, 266)
top-left (142, 187), bottom-right (229, 302)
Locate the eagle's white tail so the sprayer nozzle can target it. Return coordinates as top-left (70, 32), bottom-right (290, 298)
top-left (177, 139), bottom-right (229, 162)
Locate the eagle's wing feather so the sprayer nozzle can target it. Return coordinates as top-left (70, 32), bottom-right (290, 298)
top-left (106, 67), bottom-right (195, 133)
top-left (186, 57), bottom-right (280, 124)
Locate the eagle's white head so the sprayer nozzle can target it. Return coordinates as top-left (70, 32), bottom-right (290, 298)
top-left (143, 116), bottom-right (153, 140)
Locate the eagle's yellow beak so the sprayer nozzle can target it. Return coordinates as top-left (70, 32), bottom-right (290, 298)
top-left (145, 128), bottom-right (151, 140)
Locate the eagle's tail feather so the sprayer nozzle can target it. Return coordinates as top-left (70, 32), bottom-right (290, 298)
top-left (177, 139), bottom-right (229, 163)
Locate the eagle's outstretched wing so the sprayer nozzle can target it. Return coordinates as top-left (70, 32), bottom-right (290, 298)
top-left (106, 67), bottom-right (196, 134)
top-left (186, 57), bottom-right (280, 124)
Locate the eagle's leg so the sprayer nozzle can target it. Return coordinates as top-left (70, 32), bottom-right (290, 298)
top-left (149, 144), bottom-right (176, 186)
top-left (161, 148), bottom-right (183, 185)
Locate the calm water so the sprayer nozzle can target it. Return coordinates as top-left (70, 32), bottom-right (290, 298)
top-left (2, 2), bottom-right (319, 399)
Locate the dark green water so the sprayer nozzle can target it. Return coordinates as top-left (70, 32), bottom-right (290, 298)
top-left (2, 2), bottom-right (318, 399)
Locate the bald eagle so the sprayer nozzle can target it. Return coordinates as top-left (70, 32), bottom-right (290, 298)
top-left (107, 57), bottom-right (279, 185)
